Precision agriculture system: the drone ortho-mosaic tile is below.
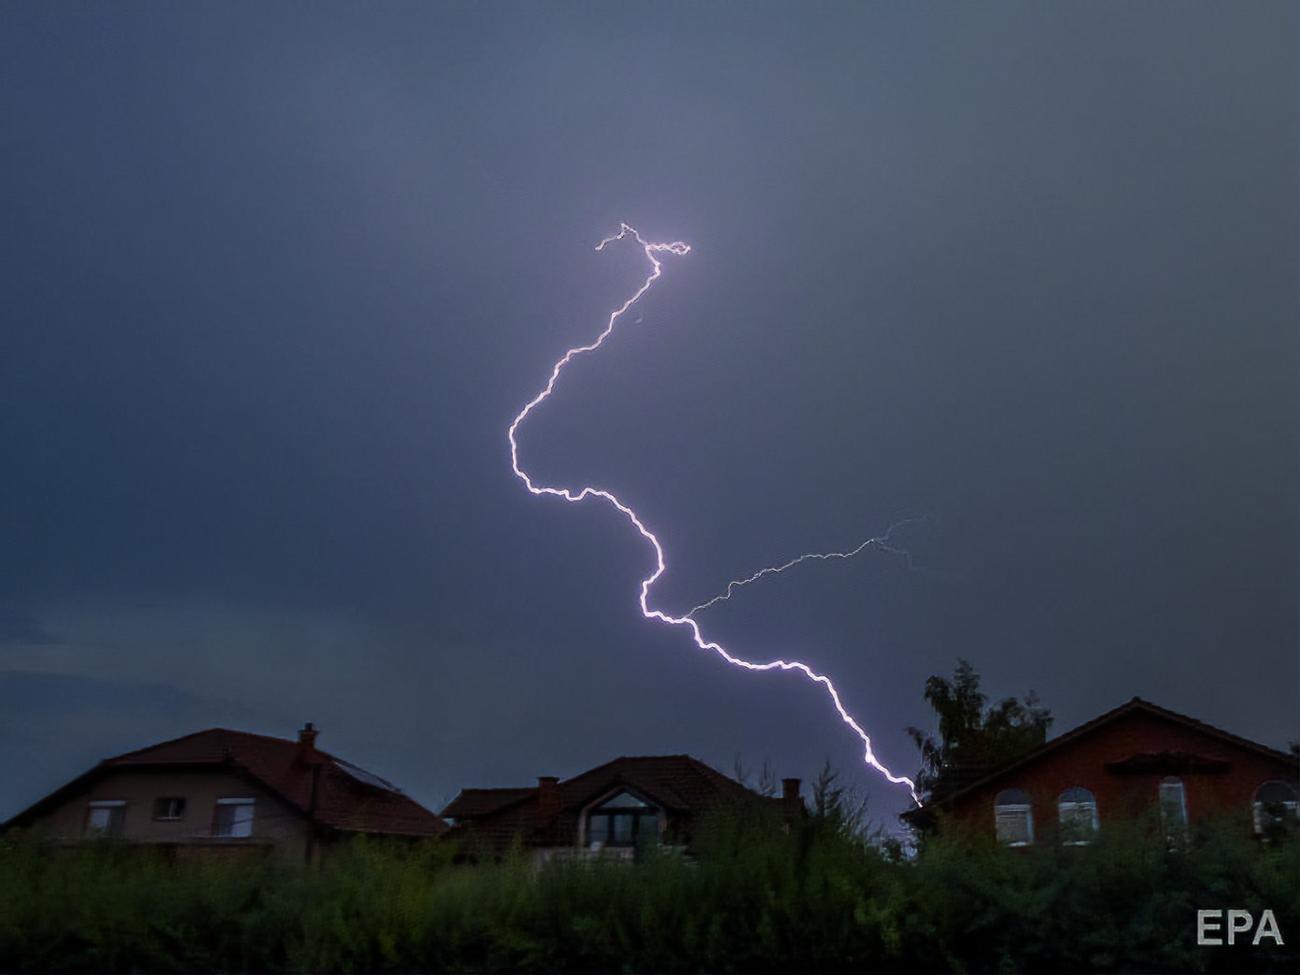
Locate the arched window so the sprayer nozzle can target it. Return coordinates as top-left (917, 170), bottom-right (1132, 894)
top-left (1252, 781), bottom-right (1298, 835)
top-left (1158, 777), bottom-right (1187, 829)
top-left (994, 788), bottom-right (1033, 846)
top-left (585, 790), bottom-right (660, 849)
top-left (1057, 787), bottom-right (1099, 844)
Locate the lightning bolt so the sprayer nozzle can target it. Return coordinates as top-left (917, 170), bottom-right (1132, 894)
top-left (686, 515), bottom-right (930, 619)
top-left (507, 223), bottom-right (919, 804)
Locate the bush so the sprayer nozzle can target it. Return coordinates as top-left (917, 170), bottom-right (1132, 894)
top-left (0, 814), bottom-right (1294, 973)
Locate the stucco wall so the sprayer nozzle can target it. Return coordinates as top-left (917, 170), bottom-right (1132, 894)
top-left (25, 767), bottom-right (313, 863)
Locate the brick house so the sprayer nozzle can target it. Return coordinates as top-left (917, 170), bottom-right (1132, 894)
top-left (4, 724), bottom-right (447, 862)
top-left (904, 697), bottom-right (1299, 845)
top-left (442, 755), bottom-right (802, 863)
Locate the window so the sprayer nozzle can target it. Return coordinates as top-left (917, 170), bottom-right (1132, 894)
top-left (1252, 781), bottom-right (1298, 835)
top-left (152, 797), bottom-right (187, 821)
top-left (85, 800), bottom-right (126, 837)
top-left (1158, 777), bottom-right (1187, 829)
top-left (1159, 780), bottom-right (1190, 832)
top-left (212, 798), bottom-right (255, 838)
top-left (586, 790), bottom-right (660, 849)
top-left (994, 788), bottom-right (1034, 846)
top-left (1057, 787), bottom-right (1099, 844)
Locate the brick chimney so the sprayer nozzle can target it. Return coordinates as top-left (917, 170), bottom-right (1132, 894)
top-left (782, 777), bottom-right (802, 804)
top-left (781, 777), bottom-right (803, 826)
top-left (537, 776), bottom-right (559, 817)
top-left (297, 722), bottom-right (322, 764)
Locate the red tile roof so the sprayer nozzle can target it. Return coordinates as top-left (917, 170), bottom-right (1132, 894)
top-left (903, 697), bottom-right (1298, 821)
top-left (8, 727), bottom-right (447, 838)
top-left (441, 787), bottom-right (536, 819)
top-left (443, 755), bottom-right (786, 853)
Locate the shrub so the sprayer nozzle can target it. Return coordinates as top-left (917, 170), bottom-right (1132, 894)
top-left (0, 814), bottom-right (1294, 973)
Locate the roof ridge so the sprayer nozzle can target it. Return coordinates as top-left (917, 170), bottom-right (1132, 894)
top-left (110, 726), bottom-right (341, 762)
top-left (556, 754), bottom-right (639, 784)
top-left (106, 726), bottom-right (235, 762)
top-left (909, 696), bottom-right (1297, 816)
top-left (1123, 698), bottom-right (1294, 762)
top-left (7, 727), bottom-right (446, 838)
top-left (457, 755), bottom-right (708, 792)
top-left (607, 753), bottom-right (694, 762)
top-left (458, 786), bottom-right (538, 793)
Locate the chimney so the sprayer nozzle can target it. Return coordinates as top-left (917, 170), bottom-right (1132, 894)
top-left (537, 776), bottom-right (559, 817)
top-left (781, 777), bottom-right (803, 826)
top-left (297, 722), bottom-right (322, 763)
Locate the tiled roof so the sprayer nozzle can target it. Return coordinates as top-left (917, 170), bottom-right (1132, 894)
top-left (10, 727), bottom-right (447, 837)
top-left (443, 755), bottom-right (784, 853)
top-left (442, 787), bottom-right (537, 819)
top-left (903, 697), bottom-right (1298, 821)
top-left (551, 755), bottom-right (765, 815)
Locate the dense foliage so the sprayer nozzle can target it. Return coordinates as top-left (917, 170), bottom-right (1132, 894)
top-left (1, 808), bottom-right (1294, 974)
top-left (906, 658), bottom-right (1053, 803)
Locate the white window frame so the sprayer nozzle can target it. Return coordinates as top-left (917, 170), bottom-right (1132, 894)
top-left (1158, 778), bottom-right (1187, 826)
top-left (994, 804), bottom-right (1034, 847)
top-left (1251, 781), bottom-right (1299, 835)
top-left (581, 788), bottom-right (661, 850)
top-left (994, 788), bottom-right (1035, 847)
top-left (212, 797), bottom-right (256, 838)
top-left (86, 799), bottom-right (127, 836)
top-left (1057, 798), bottom-right (1099, 845)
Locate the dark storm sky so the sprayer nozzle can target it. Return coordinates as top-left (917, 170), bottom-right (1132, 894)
top-left (2, 3), bottom-right (1296, 825)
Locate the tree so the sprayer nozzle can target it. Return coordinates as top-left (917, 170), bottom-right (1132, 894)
top-left (906, 658), bottom-right (1052, 804)
top-left (808, 758), bottom-right (873, 840)
top-left (732, 754), bottom-right (777, 797)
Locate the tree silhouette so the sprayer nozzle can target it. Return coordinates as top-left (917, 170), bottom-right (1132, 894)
top-left (906, 658), bottom-right (1052, 804)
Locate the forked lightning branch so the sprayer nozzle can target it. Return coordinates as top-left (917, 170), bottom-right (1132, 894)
top-left (507, 224), bottom-right (919, 805)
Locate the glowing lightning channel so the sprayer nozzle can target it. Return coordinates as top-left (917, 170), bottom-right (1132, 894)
top-left (686, 515), bottom-right (930, 619)
top-left (507, 223), bottom-right (919, 805)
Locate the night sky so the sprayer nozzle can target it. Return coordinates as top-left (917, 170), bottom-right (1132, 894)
top-left (2, 4), bottom-right (1296, 827)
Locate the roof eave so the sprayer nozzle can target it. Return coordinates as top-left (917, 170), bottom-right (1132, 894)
top-left (916, 698), bottom-right (1299, 813)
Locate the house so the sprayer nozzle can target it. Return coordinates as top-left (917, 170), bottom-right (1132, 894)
top-left (3, 723), bottom-right (447, 862)
top-left (442, 755), bottom-right (802, 862)
top-left (904, 697), bottom-right (1299, 845)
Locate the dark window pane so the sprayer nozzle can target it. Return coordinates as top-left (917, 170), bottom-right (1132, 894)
top-left (994, 788), bottom-right (1031, 807)
top-left (153, 797), bottom-right (186, 821)
top-left (594, 791), bottom-right (650, 810)
top-left (213, 801), bottom-right (255, 838)
top-left (612, 813), bottom-right (634, 845)
top-left (638, 813), bottom-right (659, 843)
top-left (588, 814), bottom-right (609, 846)
top-left (86, 804), bottom-right (125, 837)
top-left (1159, 779), bottom-right (1186, 827)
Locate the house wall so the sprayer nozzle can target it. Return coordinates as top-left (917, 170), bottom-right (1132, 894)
top-left (948, 710), bottom-right (1298, 839)
top-left (23, 767), bottom-right (313, 863)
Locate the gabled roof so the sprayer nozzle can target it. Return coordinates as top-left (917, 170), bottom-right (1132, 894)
top-left (904, 697), bottom-right (1298, 820)
top-left (552, 754), bottom-right (768, 814)
top-left (1104, 751), bottom-right (1232, 774)
top-left (441, 787), bottom-right (537, 820)
top-left (6, 727), bottom-right (447, 838)
top-left (442, 755), bottom-right (783, 850)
